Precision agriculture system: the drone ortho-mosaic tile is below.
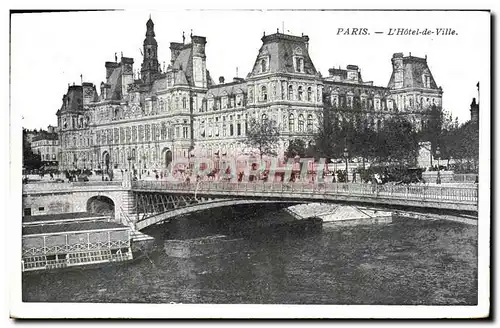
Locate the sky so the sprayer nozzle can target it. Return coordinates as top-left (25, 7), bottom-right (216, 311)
top-left (11, 10), bottom-right (490, 130)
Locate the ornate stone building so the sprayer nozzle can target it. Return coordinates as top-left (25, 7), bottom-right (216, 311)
top-left (56, 17), bottom-right (443, 172)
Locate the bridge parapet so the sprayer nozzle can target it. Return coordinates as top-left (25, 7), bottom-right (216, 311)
top-left (23, 181), bottom-right (127, 194)
top-left (131, 181), bottom-right (478, 212)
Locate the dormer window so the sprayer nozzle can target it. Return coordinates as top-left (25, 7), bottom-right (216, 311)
top-left (296, 58), bottom-right (304, 73)
top-left (293, 47), bottom-right (305, 73)
top-left (422, 75), bottom-right (431, 88)
top-left (261, 59), bottom-right (267, 73)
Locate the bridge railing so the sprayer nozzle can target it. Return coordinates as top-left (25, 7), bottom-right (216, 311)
top-left (131, 180), bottom-right (478, 204)
top-left (22, 181), bottom-right (123, 193)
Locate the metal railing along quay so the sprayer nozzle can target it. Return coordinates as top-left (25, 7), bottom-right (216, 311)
top-left (131, 180), bottom-right (478, 205)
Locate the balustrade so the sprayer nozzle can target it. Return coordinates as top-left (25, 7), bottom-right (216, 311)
top-left (130, 180), bottom-right (478, 205)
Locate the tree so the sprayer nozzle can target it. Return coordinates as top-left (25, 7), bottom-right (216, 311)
top-left (23, 129), bottom-right (42, 171)
top-left (445, 121), bottom-right (479, 173)
top-left (285, 139), bottom-right (307, 159)
top-left (418, 104), bottom-right (443, 154)
top-left (375, 117), bottom-right (419, 166)
top-left (313, 108), bottom-right (345, 160)
top-left (245, 117), bottom-right (280, 159)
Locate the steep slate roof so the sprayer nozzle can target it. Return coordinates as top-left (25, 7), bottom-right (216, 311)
top-left (174, 70), bottom-right (189, 86)
top-left (107, 65), bottom-right (123, 100)
top-left (150, 75), bottom-right (167, 93)
top-left (387, 55), bottom-right (439, 90)
top-left (249, 33), bottom-right (318, 76)
top-left (57, 85), bottom-right (83, 115)
top-left (207, 80), bottom-right (247, 97)
top-left (172, 46), bottom-right (193, 85)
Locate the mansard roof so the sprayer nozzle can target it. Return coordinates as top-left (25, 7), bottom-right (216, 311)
top-left (107, 65), bottom-right (123, 100)
top-left (172, 46), bottom-right (193, 85)
top-left (249, 32), bottom-right (318, 77)
top-left (207, 80), bottom-right (247, 97)
top-left (57, 85), bottom-right (83, 115)
top-left (387, 54), bottom-right (439, 90)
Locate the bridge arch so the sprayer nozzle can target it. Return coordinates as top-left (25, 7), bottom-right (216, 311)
top-left (136, 199), bottom-right (305, 231)
top-left (86, 195), bottom-right (115, 218)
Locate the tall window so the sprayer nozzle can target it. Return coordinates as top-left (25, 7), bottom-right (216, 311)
top-left (307, 87), bottom-right (312, 101)
top-left (183, 126), bottom-right (189, 139)
top-left (289, 113), bottom-right (295, 132)
top-left (307, 114), bottom-right (313, 132)
top-left (182, 97), bottom-right (187, 109)
top-left (298, 114), bottom-right (305, 132)
top-left (261, 85), bottom-right (268, 102)
top-left (288, 85), bottom-right (293, 100)
top-left (296, 58), bottom-right (303, 73)
top-left (298, 86), bottom-right (303, 101)
top-left (161, 123), bottom-right (167, 140)
top-left (261, 59), bottom-right (267, 73)
top-left (237, 123), bottom-right (241, 136)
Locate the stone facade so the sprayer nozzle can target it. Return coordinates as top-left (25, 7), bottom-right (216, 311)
top-left (56, 18), bottom-right (443, 173)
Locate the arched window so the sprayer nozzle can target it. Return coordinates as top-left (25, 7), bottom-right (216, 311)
top-left (261, 59), bottom-right (266, 73)
top-left (298, 86), bottom-right (303, 101)
top-left (307, 114), bottom-right (313, 132)
top-left (289, 113), bottom-right (295, 132)
top-left (261, 85), bottom-right (268, 101)
top-left (307, 87), bottom-right (312, 101)
top-left (175, 97), bottom-right (180, 109)
top-left (182, 97), bottom-right (187, 109)
top-left (298, 114), bottom-right (304, 132)
top-left (262, 113), bottom-right (268, 123)
top-left (288, 85), bottom-right (294, 100)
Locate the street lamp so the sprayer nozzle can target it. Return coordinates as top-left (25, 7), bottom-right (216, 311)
top-left (344, 147), bottom-right (349, 183)
top-left (436, 146), bottom-right (441, 184)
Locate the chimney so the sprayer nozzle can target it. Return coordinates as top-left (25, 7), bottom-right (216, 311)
top-left (219, 76), bottom-right (225, 84)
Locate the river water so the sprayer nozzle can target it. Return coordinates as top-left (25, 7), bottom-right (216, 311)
top-left (23, 207), bottom-right (477, 305)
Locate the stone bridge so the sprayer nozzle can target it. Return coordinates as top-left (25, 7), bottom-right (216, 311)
top-left (22, 181), bottom-right (134, 224)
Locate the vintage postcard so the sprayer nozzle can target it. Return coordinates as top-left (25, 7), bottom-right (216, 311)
top-left (9, 8), bottom-right (490, 319)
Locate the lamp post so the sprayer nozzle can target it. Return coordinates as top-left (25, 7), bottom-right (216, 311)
top-left (436, 146), bottom-right (441, 184)
top-left (344, 147), bottom-right (349, 183)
